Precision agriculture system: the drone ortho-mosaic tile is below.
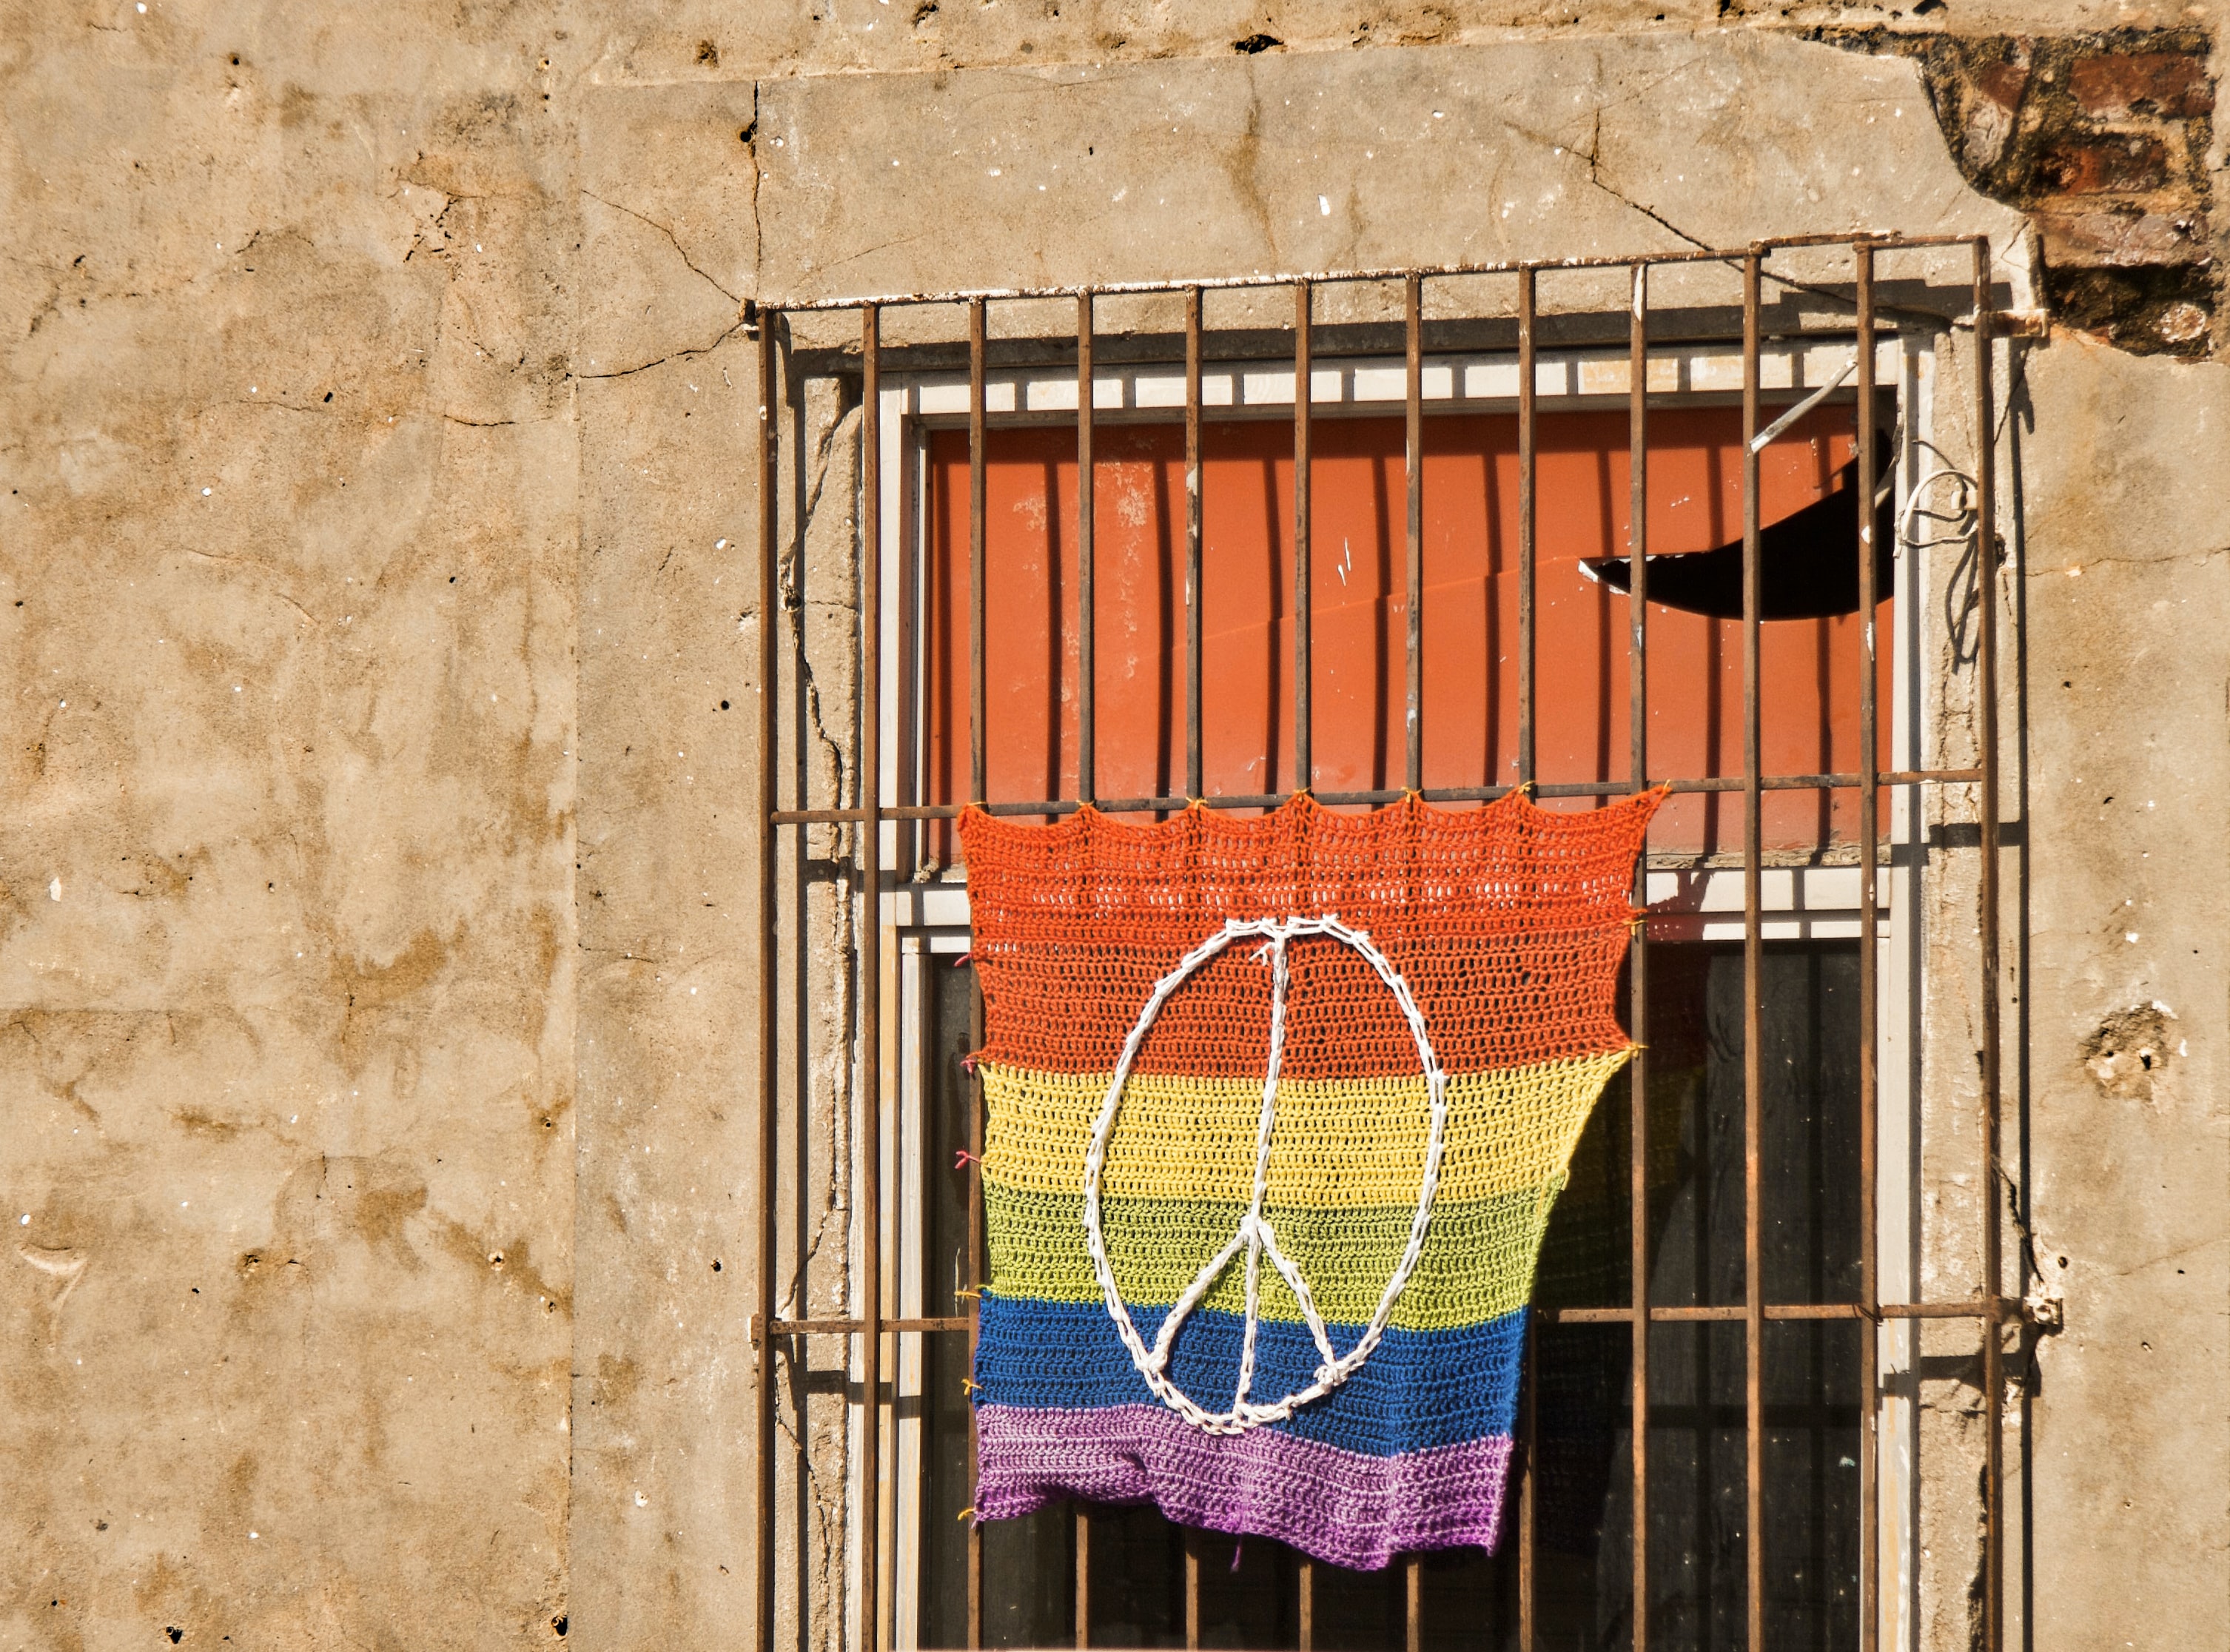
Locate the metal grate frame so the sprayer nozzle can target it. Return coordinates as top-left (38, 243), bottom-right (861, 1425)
top-left (750, 232), bottom-right (2024, 1652)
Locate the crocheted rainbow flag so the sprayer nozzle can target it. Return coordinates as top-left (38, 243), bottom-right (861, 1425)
top-left (960, 790), bottom-right (1659, 1571)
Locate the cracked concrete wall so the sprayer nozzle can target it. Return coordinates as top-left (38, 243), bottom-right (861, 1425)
top-left (3, 4), bottom-right (2225, 1651)
top-left (1, 5), bottom-right (584, 1646)
top-left (2013, 335), bottom-right (2230, 1645)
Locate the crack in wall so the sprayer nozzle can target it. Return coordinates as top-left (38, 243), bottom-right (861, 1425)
top-left (748, 82), bottom-right (765, 285)
top-left (766, 374), bottom-right (872, 1652)
top-left (775, 1348), bottom-right (850, 1652)
top-left (777, 389), bottom-right (864, 1334)
top-left (582, 189), bottom-right (742, 303)
top-left (577, 318), bottom-right (747, 380)
top-left (1578, 108), bottom-right (1710, 252)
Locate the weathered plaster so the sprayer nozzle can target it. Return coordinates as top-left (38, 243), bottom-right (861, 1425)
top-left (3, 4), bottom-right (2226, 1649)
top-left (1, 8), bottom-right (580, 1644)
top-left (753, 32), bottom-right (2032, 305)
top-left (2015, 335), bottom-right (2230, 1648)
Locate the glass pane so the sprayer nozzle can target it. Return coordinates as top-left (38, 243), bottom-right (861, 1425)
top-left (922, 959), bottom-right (1070, 1650)
top-left (1526, 941), bottom-right (1864, 1650)
top-left (920, 410), bottom-right (1887, 865)
top-left (919, 956), bottom-right (973, 1648)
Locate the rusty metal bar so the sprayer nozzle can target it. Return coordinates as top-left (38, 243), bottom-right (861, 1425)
top-left (1075, 1505), bottom-right (1091, 1648)
top-left (754, 309), bottom-right (781, 1652)
top-left (1405, 272), bottom-right (1424, 793)
top-left (1741, 248), bottom-right (1766, 1652)
top-left (1974, 232), bottom-right (2006, 1652)
top-left (1517, 266), bottom-right (1538, 787)
top-left (966, 961), bottom-right (985, 1651)
top-left (766, 230), bottom-right (1984, 312)
top-left (1518, 1324), bottom-right (1537, 1652)
top-left (859, 304), bottom-right (885, 1652)
top-left (1077, 291), bottom-right (1096, 806)
top-left (1298, 1557), bottom-right (1315, 1651)
top-left (970, 298), bottom-right (988, 807)
top-left (1294, 279), bottom-right (1313, 793)
top-left (1184, 1528), bottom-right (1201, 1650)
top-left (762, 1300), bottom-right (2018, 1334)
top-left (1854, 242), bottom-right (1882, 1652)
top-left (763, 1316), bottom-right (970, 1336)
top-left (1405, 1553), bottom-right (1422, 1652)
top-left (1626, 258), bottom-right (1651, 1652)
top-left (965, 295), bottom-right (989, 1652)
top-left (1518, 263), bottom-right (1540, 1651)
top-left (1537, 1300), bottom-right (2024, 1325)
top-left (768, 766), bottom-right (1986, 825)
top-left (1186, 287), bottom-right (1204, 802)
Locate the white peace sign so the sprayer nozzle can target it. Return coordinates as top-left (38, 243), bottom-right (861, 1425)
top-left (1081, 915), bottom-right (1450, 1435)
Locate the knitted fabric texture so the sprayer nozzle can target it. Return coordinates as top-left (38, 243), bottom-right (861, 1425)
top-left (961, 789), bottom-right (1659, 1571)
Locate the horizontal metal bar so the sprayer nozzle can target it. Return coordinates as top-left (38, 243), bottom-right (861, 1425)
top-left (750, 1297), bottom-right (2019, 1339)
top-left (1538, 1298), bottom-right (2024, 1325)
top-left (750, 1315), bottom-right (972, 1340)
top-left (902, 391), bottom-right (1865, 437)
top-left (765, 232), bottom-right (1984, 312)
top-left (768, 768), bottom-right (1981, 825)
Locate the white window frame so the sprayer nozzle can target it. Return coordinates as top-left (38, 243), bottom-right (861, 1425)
top-left (856, 332), bottom-right (1946, 1651)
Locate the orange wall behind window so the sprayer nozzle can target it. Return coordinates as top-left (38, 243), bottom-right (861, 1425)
top-left (921, 406), bottom-right (1890, 860)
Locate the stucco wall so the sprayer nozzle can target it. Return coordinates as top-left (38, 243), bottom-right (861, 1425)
top-left (2, 4), bottom-right (2223, 1649)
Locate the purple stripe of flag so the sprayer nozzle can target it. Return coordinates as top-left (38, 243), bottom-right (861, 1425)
top-left (974, 1403), bottom-right (1514, 1572)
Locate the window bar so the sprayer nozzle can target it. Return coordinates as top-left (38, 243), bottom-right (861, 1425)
top-left (1184, 1528), bottom-right (1202, 1649)
top-left (896, 321), bottom-right (923, 887)
top-left (1536, 1302), bottom-right (2007, 1328)
top-left (755, 311), bottom-right (782, 1652)
top-left (970, 299), bottom-right (990, 807)
top-left (1294, 279), bottom-right (1313, 793)
top-left (1077, 291), bottom-right (1096, 807)
top-left (1972, 233), bottom-right (2005, 1652)
top-left (1518, 1330), bottom-right (1537, 1652)
top-left (1853, 243), bottom-right (1881, 1652)
top-left (775, 767), bottom-right (1987, 827)
top-left (1517, 265), bottom-right (1537, 788)
top-left (1515, 258), bottom-right (1540, 1652)
top-left (965, 295), bottom-right (990, 1652)
top-left (1405, 272), bottom-right (1424, 795)
top-left (1075, 1500), bottom-right (1092, 1649)
top-left (966, 957), bottom-right (986, 1652)
top-left (1072, 286), bottom-right (1097, 1648)
top-left (1298, 1555), bottom-right (1316, 1651)
top-left (1405, 1554), bottom-right (1423, 1652)
top-left (1184, 287), bottom-right (1204, 802)
top-left (766, 234), bottom-right (1983, 314)
top-left (1625, 258), bottom-right (1651, 1652)
top-left (1739, 249), bottom-right (1767, 1652)
top-left (859, 304), bottom-right (886, 1652)
top-left (1178, 289), bottom-right (1212, 1602)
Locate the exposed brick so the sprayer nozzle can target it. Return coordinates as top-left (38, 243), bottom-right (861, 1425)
top-left (1972, 53), bottom-right (2031, 113)
top-left (2038, 207), bottom-right (2211, 268)
top-left (2069, 52), bottom-right (2214, 121)
top-left (2044, 264), bottom-right (2217, 357)
top-left (1809, 24), bottom-right (2223, 356)
top-left (2039, 133), bottom-right (2173, 197)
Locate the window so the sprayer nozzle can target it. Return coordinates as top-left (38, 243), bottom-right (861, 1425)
top-left (752, 238), bottom-right (2015, 1652)
top-left (915, 943), bottom-right (1865, 1650)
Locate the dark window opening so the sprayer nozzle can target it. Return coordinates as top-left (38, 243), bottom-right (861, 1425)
top-left (924, 942), bottom-right (1862, 1651)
